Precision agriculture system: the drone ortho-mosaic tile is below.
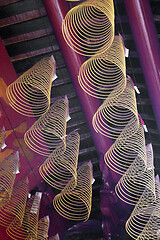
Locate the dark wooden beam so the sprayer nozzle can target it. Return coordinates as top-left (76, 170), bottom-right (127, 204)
top-left (0, 0), bottom-right (20, 6)
top-left (0, 8), bottom-right (47, 28)
top-left (10, 45), bottom-right (59, 62)
top-left (3, 28), bottom-right (53, 45)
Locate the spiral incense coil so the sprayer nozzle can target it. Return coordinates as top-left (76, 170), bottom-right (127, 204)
top-left (7, 193), bottom-right (42, 240)
top-left (0, 178), bottom-right (29, 228)
top-left (78, 35), bottom-right (126, 99)
top-left (104, 119), bottom-right (146, 175)
top-left (37, 216), bottom-right (49, 240)
top-left (0, 126), bottom-right (6, 151)
top-left (53, 162), bottom-right (93, 221)
top-left (92, 76), bottom-right (138, 139)
top-left (62, 0), bottom-right (114, 56)
top-left (0, 151), bottom-right (19, 208)
top-left (115, 144), bottom-right (155, 205)
top-left (24, 98), bottom-right (68, 156)
top-left (39, 131), bottom-right (80, 190)
top-left (125, 180), bottom-right (158, 239)
top-left (6, 57), bottom-right (55, 117)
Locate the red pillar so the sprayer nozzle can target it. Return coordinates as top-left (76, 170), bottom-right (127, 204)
top-left (124, 0), bottom-right (160, 129)
top-left (42, 0), bottom-right (113, 158)
top-left (43, 0), bottom-right (123, 238)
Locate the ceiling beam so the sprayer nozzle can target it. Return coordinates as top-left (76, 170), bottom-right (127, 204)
top-left (0, 0), bottom-right (20, 6)
top-left (10, 45), bottom-right (59, 62)
top-left (0, 8), bottom-right (47, 28)
top-left (3, 28), bottom-right (53, 45)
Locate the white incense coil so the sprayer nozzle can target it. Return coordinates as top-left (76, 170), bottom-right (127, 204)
top-left (53, 162), bottom-right (93, 221)
top-left (37, 216), bottom-right (49, 240)
top-left (0, 178), bottom-right (29, 227)
top-left (78, 36), bottom-right (126, 99)
top-left (62, 0), bottom-right (114, 56)
top-left (0, 152), bottom-right (19, 208)
top-left (24, 98), bottom-right (68, 156)
top-left (7, 193), bottom-right (41, 240)
top-left (92, 76), bottom-right (138, 138)
top-left (0, 127), bottom-right (6, 151)
top-left (6, 57), bottom-right (55, 117)
top-left (39, 131), bottom-right (80, 190)
top-left (115, 144), bottom-right (155, 205)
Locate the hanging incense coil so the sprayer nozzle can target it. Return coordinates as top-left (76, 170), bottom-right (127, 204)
top-left (24, 98), bottom-right (68, 156)
top-left (39, 131), bottom-right (80, 190)
top-left (92, 76), bottom-right (138, 138)
top-left (7, 192), bottom-right (42, 240)
top-left (0, 151), bottom-right (19, 208)
top-left (104, 119), bottom-right (146, 175)
top-left (6, 57), bottom-right (55, 117)
top-left (37, 216), bottom-right (49, 240)
top-left (53, 162), bottom-right (93, 221)
top-left (115, 144), bottom-right (155, 205)
top-left (0, 126), bottom-right (6, 151)
top-left (62, 0), bottom-right (114, 56)
top-left (125, 179), bottom-right (158, 239)
top-left (136, 190), bottom-right (160, 240)
top-left (78, 36), bottom-right (126, 99)
top-left (0, 178), bottom-right (29, 227)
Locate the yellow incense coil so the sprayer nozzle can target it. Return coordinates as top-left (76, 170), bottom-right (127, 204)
top-left (0, 151), bottom-right (19, 208)
top-left (7, 193), bottom-right (42, 240)
top-left (6, 57), bottom-right (55, 117)
top-left (104, 119), bottom-right (146, 175)
top-left (115, 144), bottom-right (155, 205)
top-left (39, 131), bottom-right (80, 190)
top-left (125, 179), bottom-right (158, 239)
top-left (0, 127), bottom-right (6, 151)
top-left (24, 98), bottom-right (68, 156)
top-left (37, 216), bottom-right (49, 240)
top-left (78, 36), bottom-right (126, 99)
top-left (92, 76), bottom-right (138, 138)
top-left (0, 178), bottom-right (29, 227)
top-left (53, 162), bottom-right (93, 221)
top-left (62, 0), bottom-right (114, 56)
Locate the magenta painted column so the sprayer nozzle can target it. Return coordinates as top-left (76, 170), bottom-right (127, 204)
top-left (124, 0), bottom-right (160, 129)
top-left (43, 0), bottom-right (125, 238)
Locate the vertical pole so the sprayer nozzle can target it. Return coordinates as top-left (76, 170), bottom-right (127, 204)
top-left (43, 0), bottom-right (126, 238)
top-left (124, 0), bottom-right (160, 129)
